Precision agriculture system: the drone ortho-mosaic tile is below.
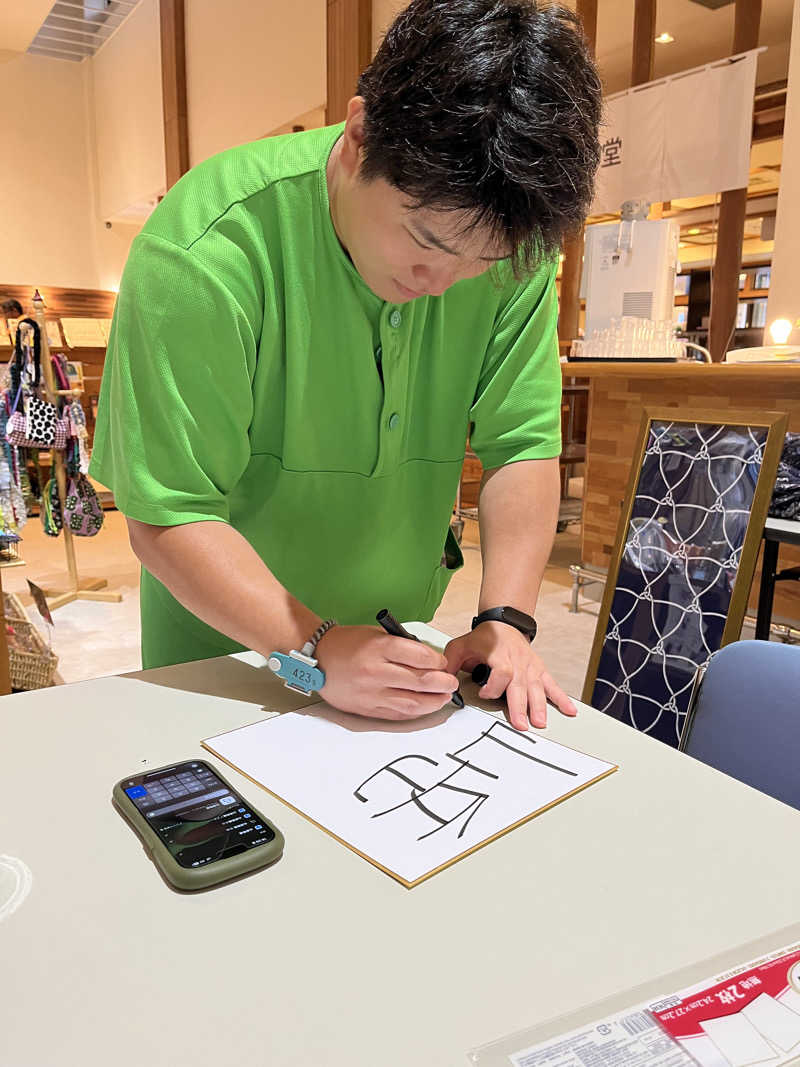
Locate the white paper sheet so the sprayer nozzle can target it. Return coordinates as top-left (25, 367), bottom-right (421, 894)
top-left (203, 703), bottom-right (616, 886)
top-left (742, 994), bottom-right (800, 1054)
top-left (699, 1014), bottom-right (778, 1067)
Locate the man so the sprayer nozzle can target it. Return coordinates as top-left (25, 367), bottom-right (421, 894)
top-left (1, 299), bottom-right (24, 320)
top-left (91, 0), bottom-right (601, 731)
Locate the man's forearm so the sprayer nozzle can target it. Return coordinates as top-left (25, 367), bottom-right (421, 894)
top-left (477, 457), bottom-right (560, 613)
top-left (127, 518), bottom-right (322, 655)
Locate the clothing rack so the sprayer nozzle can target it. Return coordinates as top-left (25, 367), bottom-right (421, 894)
top-left (32, 291), bottom-right (122, 610)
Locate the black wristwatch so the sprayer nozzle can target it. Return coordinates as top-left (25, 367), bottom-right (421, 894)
top-left (472, 606), bottom-right (537, 641)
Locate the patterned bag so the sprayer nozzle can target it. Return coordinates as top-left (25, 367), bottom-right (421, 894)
top-left (63, 474), bottom-right (104, 536)
top-left (5, 386), bottom-right (62, 450)
top-left (25, 394), bottom-right (57, 447)
top-left (53, 417), bottom-right (69, 451)
top-left (20, 466), bottom-right (39, 511)
top-left (41, 477), bottom-right (62, 537)
top-left (5, 411), bottom-right (28, 447)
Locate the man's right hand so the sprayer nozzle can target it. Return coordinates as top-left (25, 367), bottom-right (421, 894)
top-left (315, 625), bottom-right (459, 721)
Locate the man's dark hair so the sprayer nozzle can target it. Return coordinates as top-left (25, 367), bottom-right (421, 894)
top-left (1, 299), bottom-right (23, 318)
top-left (357, 0), bottom-right (602, 275)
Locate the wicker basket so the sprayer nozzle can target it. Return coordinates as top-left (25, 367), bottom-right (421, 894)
top-left (3, 592), bottom-right (59, 691)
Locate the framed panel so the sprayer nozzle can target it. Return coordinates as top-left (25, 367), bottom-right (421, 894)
top-left (65, 361), bottom-right (84, 391)
top-left (582, 408), bottom-right (788, 747)
top-left (754, 266), bottom-right (771, 291)
top-left (751, 299), bottom-right (768, 329)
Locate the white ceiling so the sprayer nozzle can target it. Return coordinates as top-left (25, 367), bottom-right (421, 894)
top-left (0, 0), bottom-right (143, 60)
top-left (0, 0), bottom-right (53, 52)
top-left (565, 0), bottom-right (796, 93)
top-left (30, 1), bottom-right (143, 62)
top-left (3, 0), bottom-right (796, 79)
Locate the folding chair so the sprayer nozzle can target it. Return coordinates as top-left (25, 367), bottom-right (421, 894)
top-left (679, 640), bottom-right (800, 811)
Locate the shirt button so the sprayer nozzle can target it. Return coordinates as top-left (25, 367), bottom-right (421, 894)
top-left (388, 412), bottom-right (400, 430)
top-left (389, 309), bottom-right (402, 328)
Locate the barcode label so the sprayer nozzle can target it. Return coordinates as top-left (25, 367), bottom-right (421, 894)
top-left (620, 1011), bottom-right (654, 1036)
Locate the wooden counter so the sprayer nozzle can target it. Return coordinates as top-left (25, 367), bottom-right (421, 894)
top-left (565, 361), bottom-right (800, 626)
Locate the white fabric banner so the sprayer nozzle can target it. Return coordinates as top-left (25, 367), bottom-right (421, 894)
top-left (591, 50), bottom-right (759, 215)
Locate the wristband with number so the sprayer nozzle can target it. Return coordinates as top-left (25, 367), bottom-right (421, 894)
top-left (268, 619), bottom-right (336, 695)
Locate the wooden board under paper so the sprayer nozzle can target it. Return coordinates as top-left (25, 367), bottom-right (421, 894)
top-left (203, 703), bottom-right (617, 888)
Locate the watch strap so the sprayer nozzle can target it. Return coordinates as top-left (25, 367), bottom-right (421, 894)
top-left (300, 618), bottom-right (337, 658)
top-left (472, 606), bottom-right (537, 641)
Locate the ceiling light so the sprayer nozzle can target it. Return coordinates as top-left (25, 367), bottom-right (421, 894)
top-left (655, 32), bottom-right (675, 44)
top-left (688, 228), bottom-right (701, 236)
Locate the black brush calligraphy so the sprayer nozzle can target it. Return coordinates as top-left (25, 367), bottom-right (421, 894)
top-left (353, 721), bottom-right (577, 842)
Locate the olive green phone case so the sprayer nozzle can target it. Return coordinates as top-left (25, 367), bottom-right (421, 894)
top-left (112, 759), bottom-right (284, 891)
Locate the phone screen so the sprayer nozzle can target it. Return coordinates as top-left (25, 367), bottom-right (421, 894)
top-left (121, 761), bottom-right (275, 869)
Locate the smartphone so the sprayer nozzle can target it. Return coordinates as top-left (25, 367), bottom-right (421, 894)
top-left (112, 759), bottom-right (284, 891)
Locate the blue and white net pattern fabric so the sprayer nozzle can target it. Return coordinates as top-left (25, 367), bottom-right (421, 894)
top-left (591, 420), bottom-right (767, 747)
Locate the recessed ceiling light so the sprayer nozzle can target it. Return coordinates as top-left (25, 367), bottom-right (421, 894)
top-left (655, 32), bottom-right (675, 44)
top-left (688, 228), bottom-right (701, 235)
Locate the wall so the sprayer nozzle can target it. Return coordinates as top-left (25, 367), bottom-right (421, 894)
top-left (87, 0), bottom-right (164, 223)
top-left (767, 0), bottom-right (800, 344)
top-left (0, 52), bottom-right (98, 289)
top-left (185, 0), bottom-right (326, 166)
top-left (372, 0), bottom-right (405, 55)
top-left (83, 0), bottom-right (164, 291)
top-left (2, 0), bottom-right (326, 293)
top-left (265, 106), bottom-right (327, 138)
top-left (0, 0), bottom-right (161, 294)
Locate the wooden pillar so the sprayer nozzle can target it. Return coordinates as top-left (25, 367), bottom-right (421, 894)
top-left (557, 0), bottom-right (598, 346)
top-left (160, 0), bottom-right (190, 189)
top-left (767, 0), bottom-right (800, 343)
top-left (0, 567), bottom-right (12, 696)
top-left (631, 0), bottom-right (657, 87)
top-left (709, 0), bottom-right (762, 362)
top-left (326, 0), bottom-right (372, 125)
top-left (577, 0), bottom-right (598, 55)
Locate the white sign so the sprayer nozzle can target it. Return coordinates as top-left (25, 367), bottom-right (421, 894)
top-left (593, 50), bottom-right (759, 215)
top-left (203, 704), bottom-right (616, 887)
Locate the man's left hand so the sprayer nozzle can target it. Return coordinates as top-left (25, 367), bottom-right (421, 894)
top-left (444, 621), bottom-right (577, 731)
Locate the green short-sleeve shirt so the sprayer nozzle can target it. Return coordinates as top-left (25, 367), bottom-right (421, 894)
top-left (90, 124), bottom-right (562, 668)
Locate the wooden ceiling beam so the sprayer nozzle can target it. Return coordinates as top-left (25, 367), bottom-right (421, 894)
top-left (159, 0), bottom-right (190, 190)
top-left (557, 0), bottom-right (598, 346)
top-left (326, 0), bottom-right (372, 125)
top-left (631, 0), bottom-right (657, 87)
top-left (709, 0), bottom-right (763, 362)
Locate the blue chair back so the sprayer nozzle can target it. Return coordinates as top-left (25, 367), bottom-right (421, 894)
top-left (680, 640), bottom-right (800, 811)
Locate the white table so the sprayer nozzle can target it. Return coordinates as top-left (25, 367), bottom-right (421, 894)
top-left (2, 624), bottom-right (800, 1067)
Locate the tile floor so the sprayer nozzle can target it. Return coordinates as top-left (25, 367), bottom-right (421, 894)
top-left (3, 496), bottom-right (600, 696)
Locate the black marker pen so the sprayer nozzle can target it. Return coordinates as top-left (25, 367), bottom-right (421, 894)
top-left (376, 609), bottom-right (465, 709)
